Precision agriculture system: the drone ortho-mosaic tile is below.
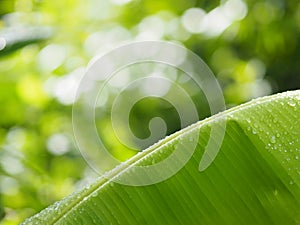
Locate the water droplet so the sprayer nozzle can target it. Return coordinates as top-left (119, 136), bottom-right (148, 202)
top-left (288, 100), bottom-right (296, 107)
top-left (188, 136), bottom-right (194, 142)
top-left (295, 155), bottom-right (299, 160)
top-left (252, 129), bottom-right (257, 134)
top-left (228, 114), bottom-right (234, 119)
top-left (270, 136), bottom-right (276, 143)
top-left (92, 192), bottom-right (98, 197)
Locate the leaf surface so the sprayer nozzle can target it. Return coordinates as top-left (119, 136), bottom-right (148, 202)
top-left (22, 90), bottom-right (300, 225)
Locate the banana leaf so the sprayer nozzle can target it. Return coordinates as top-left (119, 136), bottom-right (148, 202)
top-left (22, 90), bottom-right (300, 224)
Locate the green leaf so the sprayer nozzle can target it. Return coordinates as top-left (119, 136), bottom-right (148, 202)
top-left (22, 90), bottom-right (300, 225)
top-left (0, 196), bottom-right (4, 222)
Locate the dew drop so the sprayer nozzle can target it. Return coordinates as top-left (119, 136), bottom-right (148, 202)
top-left (92, 192), bottom-right (98, 197)
top-left (228, 114), bottom-right (234, 119)
top-left (288, 100), bottom-right (296, 107)
top-left (270, 136), bottom-right (276, 143)
top-left (188, 136), bottom-right (194, 142)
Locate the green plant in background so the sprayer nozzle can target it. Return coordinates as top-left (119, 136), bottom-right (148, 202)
top-left (0, 0), bottom-right (300, 224)
top-left (22, 91), bottom-right (300, 224)
top-left (0, 198), bottom-right (4, 222)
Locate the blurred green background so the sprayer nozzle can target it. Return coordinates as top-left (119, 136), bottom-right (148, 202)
top-left (0, 0), bottom-right (299, 224)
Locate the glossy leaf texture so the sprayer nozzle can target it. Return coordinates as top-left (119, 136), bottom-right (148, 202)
top-left (22, 90), bottom-right (300, 225)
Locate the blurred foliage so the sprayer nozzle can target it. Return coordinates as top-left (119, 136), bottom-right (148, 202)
top-left (0, 26), bottom-right (52, 56)
top-left (0, 0), bottom-right (299, 224)
top-left (0, 197), bottom-right (3, 221)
